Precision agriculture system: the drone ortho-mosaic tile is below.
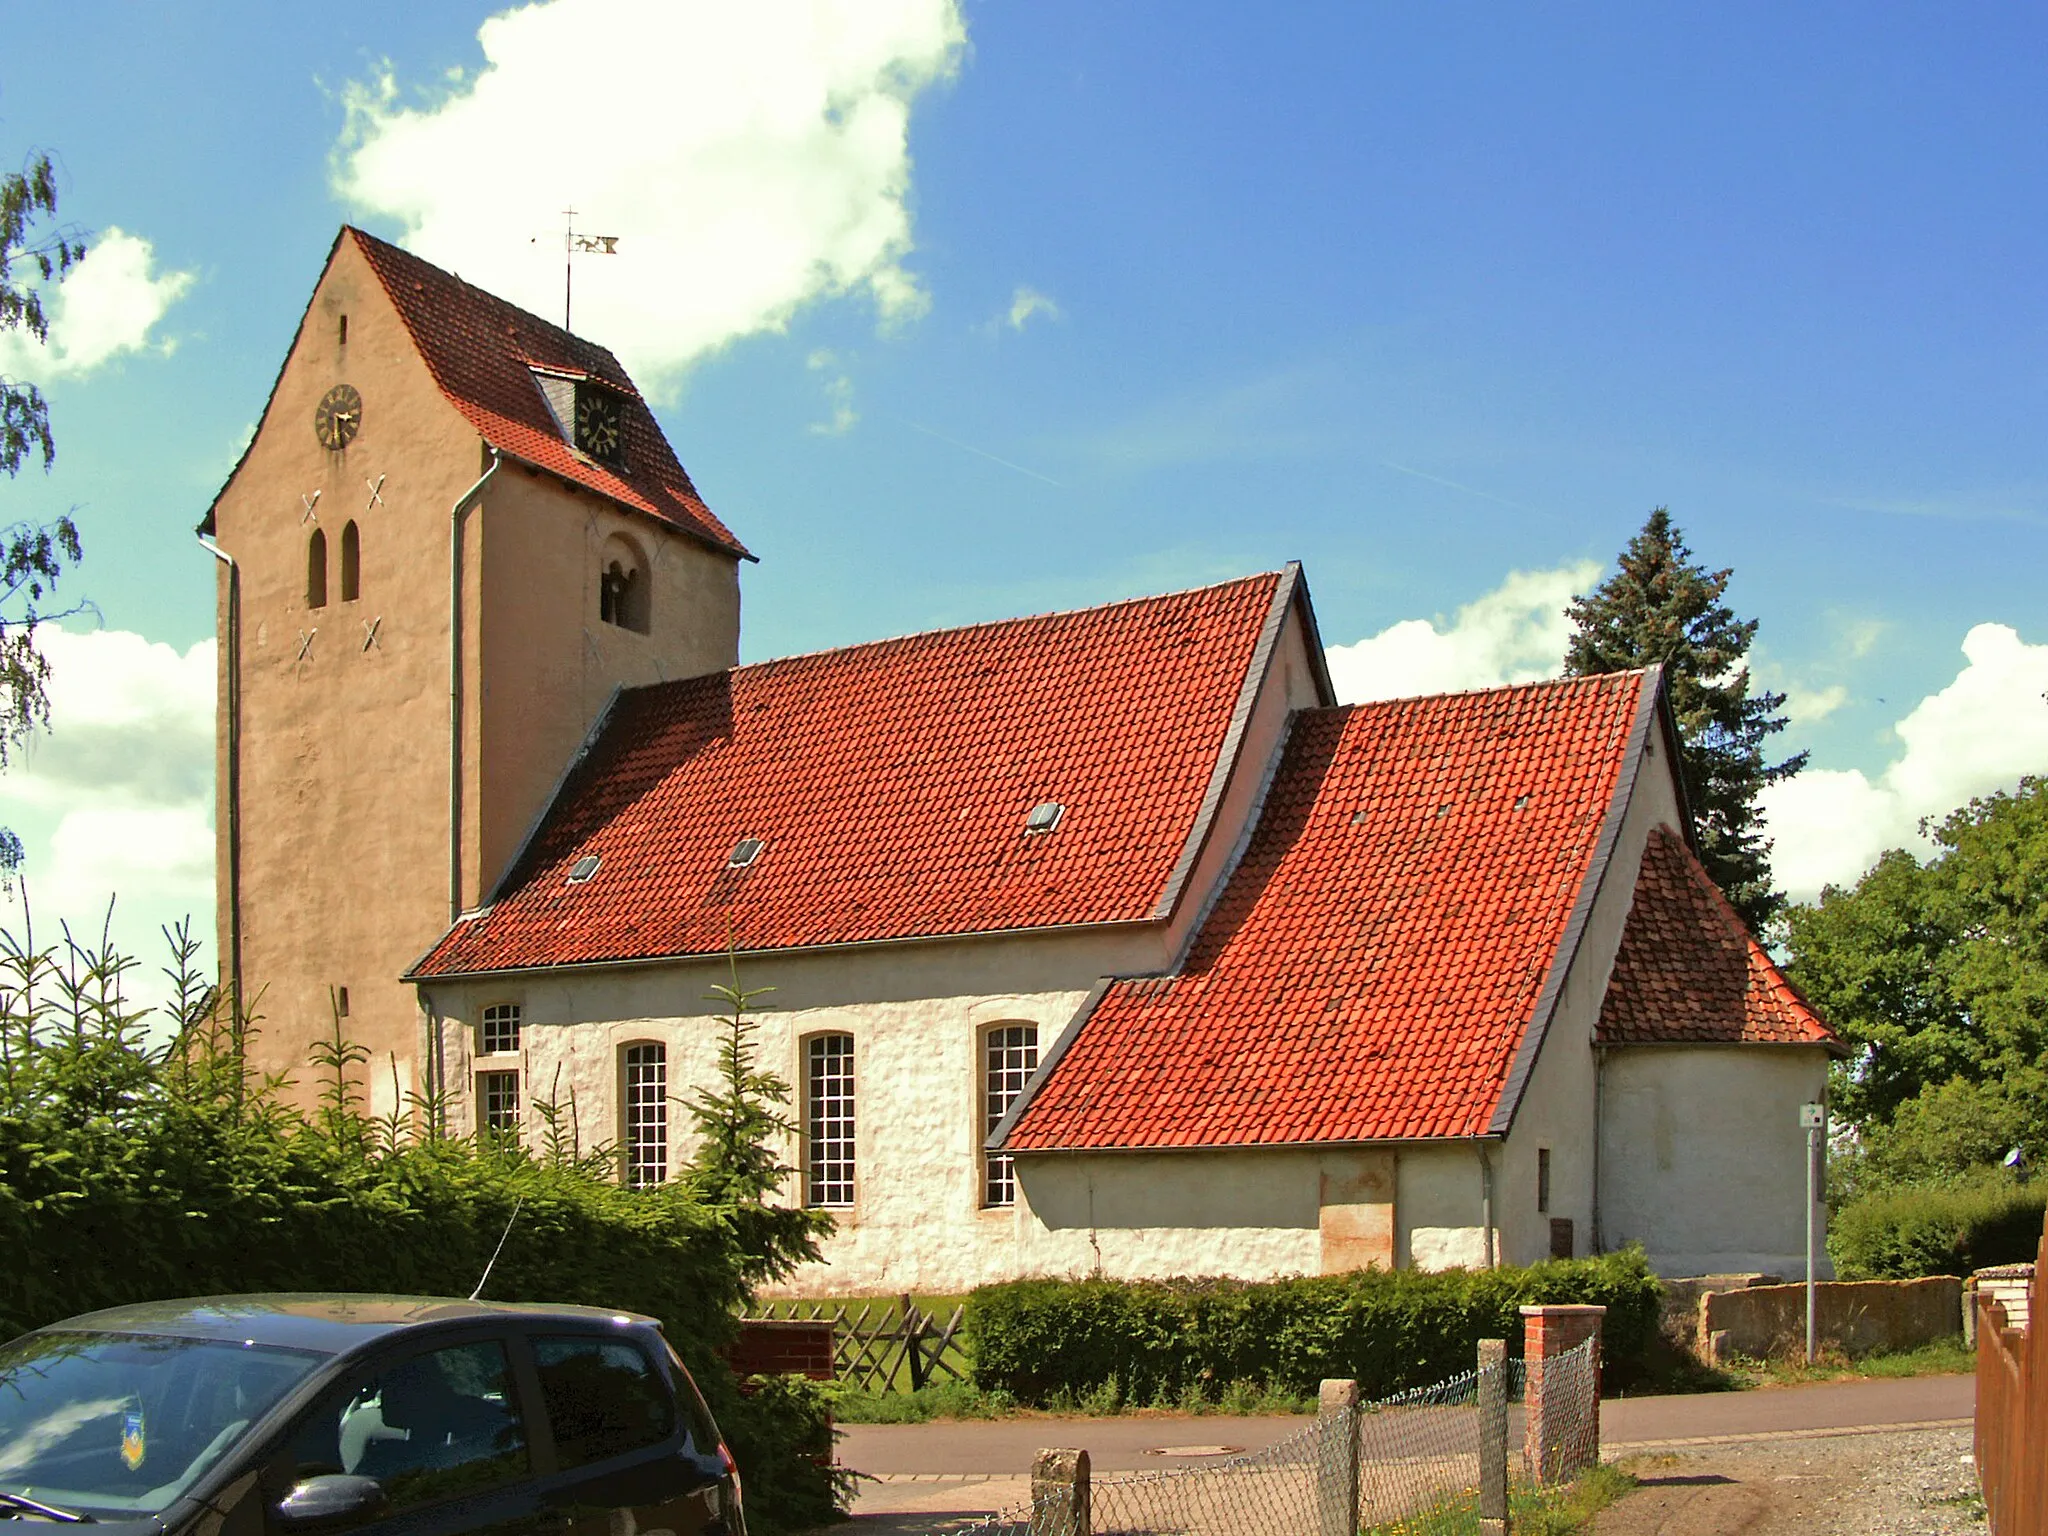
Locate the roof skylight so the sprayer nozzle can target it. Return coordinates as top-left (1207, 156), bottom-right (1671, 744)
top-left (1024, 801), bottom-right (1065, 835)
top-left (729, 838), bottom-right (765, 869)
top-left (566, 854), bottom-right (601, 884)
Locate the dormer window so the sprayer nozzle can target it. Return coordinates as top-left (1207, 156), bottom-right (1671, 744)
top-left (532, 369), bottom-right (627, 468)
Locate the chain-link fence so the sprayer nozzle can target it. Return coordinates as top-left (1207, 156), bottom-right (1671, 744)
top-left (947, 1337), bottom-right (1601, 1536)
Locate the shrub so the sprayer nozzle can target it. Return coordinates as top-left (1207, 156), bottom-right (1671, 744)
top-left (0, 919), bottom-right (840, 1533)
top-left (1829, 1177), bottom-right (2048, 1278)
top-left (968, 1249), bottom-right (1661, 1403)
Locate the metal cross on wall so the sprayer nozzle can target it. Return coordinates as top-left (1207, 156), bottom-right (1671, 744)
top-left (364, 473), bottom-right (385, 511)
top-left (300, 490), bottom-right (321, 524)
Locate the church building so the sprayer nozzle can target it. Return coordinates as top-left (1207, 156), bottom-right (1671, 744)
top-left (204, 228), bottom-right (1842, 1294)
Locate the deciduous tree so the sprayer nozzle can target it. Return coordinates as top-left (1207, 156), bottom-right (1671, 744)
top-left (1564, 509), bottom-right (1804, 931)
top-left (1785, 777), bottom-right (2048, 1187)
top-left (0, 151), bottom-right (88, 875)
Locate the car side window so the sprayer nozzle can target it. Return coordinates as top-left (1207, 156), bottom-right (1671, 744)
top-left (281, 1340), bottom-right (529, 1516)
top-left (530, 1336), bottom-right (673, 1469)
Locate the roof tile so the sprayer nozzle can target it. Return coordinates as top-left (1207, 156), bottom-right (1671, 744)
top-left (345, 228), bottom-right (747, 558)
top-left (1596, 826), bottom-right (1841, 1050)
top-left (412, 572), bottom-right (1285, 975)
top-left (1004, 673), bottom-right (1647, 1150)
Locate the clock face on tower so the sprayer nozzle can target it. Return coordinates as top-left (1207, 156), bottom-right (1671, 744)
top-left (574, 384), bottom-right (624, 464)
top-left (314, 384), bottom-right (363, 451)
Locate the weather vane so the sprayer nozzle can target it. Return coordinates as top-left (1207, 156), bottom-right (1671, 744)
top-left (557, 207), bottom-right (618, 332)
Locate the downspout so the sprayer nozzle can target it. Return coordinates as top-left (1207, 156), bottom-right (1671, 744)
top-left (197, 534), bottom-right (242, 1011)
top-left (448, 450), bottom-right (503, 923)
top-left (1591, 1046), bottom-right (1607, 1254)
top-left (1480, 1142), bottom-right (1497, 1268)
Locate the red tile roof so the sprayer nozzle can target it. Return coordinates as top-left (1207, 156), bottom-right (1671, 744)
top-left (410, 571), bottom-right (1291, 976)
top-left (1596, 826), bottom-right (1841, 1051)
top-left (344, 228), bottom-right (747, 558)
top-left (1001, 672), bottom-right (1650, 1151)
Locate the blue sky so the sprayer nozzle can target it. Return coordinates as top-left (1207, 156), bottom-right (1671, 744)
top-left (3, 1), bottom-right (2046, 982)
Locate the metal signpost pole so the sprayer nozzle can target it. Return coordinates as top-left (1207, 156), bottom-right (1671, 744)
top-left (1801, 1101), bottom-right (1824, 1362)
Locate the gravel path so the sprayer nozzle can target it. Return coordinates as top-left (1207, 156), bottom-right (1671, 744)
top-left (1596, 1425), bottom-right (1986, 1535)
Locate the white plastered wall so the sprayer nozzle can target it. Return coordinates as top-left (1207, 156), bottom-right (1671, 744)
top-left (1490, 694), bottom-right (1684, 1267)
top-left (416, 597), bottom-right (1330, 1295)
top-left (1598, 1045), bottom-right (1832, 1277)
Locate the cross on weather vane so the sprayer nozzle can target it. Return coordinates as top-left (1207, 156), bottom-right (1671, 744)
top-left (559, 207), bottom-right (618, 332)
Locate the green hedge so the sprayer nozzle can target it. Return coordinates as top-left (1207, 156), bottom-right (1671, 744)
top-left (0, 924), bottom-right (840, 1536)
top-left (0, 1101), bottom-right (839, 1533)
top-left (967, 1250), bottom-right (1661, 1404)
top-left (1829, 1180), bottom-right (2048, 1279)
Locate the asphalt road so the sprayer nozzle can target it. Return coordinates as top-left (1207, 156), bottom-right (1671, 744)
top-left (837, 1372), bottom-right (1976, 1477)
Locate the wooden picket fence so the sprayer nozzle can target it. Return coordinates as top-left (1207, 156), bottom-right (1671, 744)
top-left (750, 1295), bottom-right (971, 1392)
top-left (1977, 1214), bottom-right (2047, 1536)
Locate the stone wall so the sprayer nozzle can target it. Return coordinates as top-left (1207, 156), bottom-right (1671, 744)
top-left (1700, 1276), bottom-right (1962, 1362)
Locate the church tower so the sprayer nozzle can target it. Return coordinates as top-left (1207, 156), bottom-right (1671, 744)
top-left (201, 227), bottom-right (750, 1110)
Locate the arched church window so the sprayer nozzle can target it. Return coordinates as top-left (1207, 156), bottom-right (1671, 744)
top-left (621, 1041), bottom-right (668, 1188)
top-left (597, 532), bottom-right (650, 634)
top-left (982, 1023), bottom-right (1039, 1207)
top-left (804, 1033), bottom-right (856, 1209)
top-left (307, 527), bottom-right (328, 609)
top-left (340, 520), bottom-right (361, 602)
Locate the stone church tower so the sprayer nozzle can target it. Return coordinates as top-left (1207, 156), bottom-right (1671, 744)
top-left (200, 227), bottom-right (749, 1110)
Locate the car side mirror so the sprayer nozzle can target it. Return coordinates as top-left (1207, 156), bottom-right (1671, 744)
top-left (275, 1475), bottom-right (388, 1527)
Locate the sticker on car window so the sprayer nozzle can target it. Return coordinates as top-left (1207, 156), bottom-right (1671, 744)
top-left (121, 1408), bottom-right (146, 1470)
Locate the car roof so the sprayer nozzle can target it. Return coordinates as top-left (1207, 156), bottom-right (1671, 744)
top-left (39, 1294), bottom-right (661, 1355)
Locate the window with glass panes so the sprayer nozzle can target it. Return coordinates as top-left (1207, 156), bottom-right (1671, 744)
top-left (480, 1003), bottom-right (521, 1055)
top-left (622, 1042), bottom-right (667, 1187)
top-left (983, 1024), bottom-right (1039, 1206)
top-left (478, 1070), bottom-right (520, 1135)
top-left (805, 1034), bottom-right (855, 1208)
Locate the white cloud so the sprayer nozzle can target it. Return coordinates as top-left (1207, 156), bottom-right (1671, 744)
top-left (1327, 563), bottom-right (1599, 704)
top-left (0, 629), bottom-right (216, 1016)
top-left (0, 229), bottom-right (194, 380)
top-left (1761, 623), bottom-right (2048, 900)
top-left (806, 348), bottom-right (857, 435)
top-left (1781, 681), bottom-right (1848, 724)
top-left (333, 0), bottom-right (964, 397)
top-left (1006, 285), bottom-right (1060, 331)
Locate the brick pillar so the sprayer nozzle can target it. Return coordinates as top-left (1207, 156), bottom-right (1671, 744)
top-left (1520, 1304), bottom-right (1605, 1483)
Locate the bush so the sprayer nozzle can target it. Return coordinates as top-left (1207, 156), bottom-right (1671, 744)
top-left (967, 1249), bottom-right (1661, 1404)
top-left (0, 920), bottom-right (840, 1533)
top-left (1829, 1177), bottom-right (2048, 1278)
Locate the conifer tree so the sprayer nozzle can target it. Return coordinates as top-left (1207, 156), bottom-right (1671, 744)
top-left (1564, 509), bottom-right (1805, 932)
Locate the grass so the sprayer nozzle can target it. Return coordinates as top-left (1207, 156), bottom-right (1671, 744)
top-left (829, 1376), bottom-right (1317, 1423)
top-left (1362, 1463), bottom-right (1640, 1535)
top-left (1713, 1335), bottom-right (1975, 1387)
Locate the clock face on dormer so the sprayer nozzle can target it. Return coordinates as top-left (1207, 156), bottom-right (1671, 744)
top-left (574, 385), bottom-right (623, 464)
top-left (314, 384), bottom-right (362, 451)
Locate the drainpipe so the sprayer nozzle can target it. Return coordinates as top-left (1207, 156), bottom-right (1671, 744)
top-left (1591, 1046), bottom-right (1607, 1254)
top-left (448, 450), bottom-right (503, 923)
top-left (1480, 1142), bottom-right (1497, 1269)
top-left (197, 533), bottom-right (242, 1011)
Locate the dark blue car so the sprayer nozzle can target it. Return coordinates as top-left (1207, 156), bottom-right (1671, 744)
top-left (0, 1296), bottom-right (742, 1536)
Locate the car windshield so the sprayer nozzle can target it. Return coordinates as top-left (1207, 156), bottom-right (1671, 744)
top-left (0, 1331), bottom-right (329, 1518)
